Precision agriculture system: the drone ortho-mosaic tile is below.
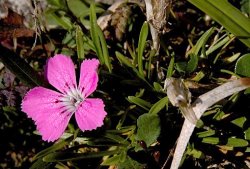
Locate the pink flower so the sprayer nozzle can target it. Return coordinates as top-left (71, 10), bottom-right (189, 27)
top-left (21, 54), bottom-right (107, 142)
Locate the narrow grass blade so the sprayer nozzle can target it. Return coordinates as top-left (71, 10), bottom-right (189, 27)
top-left (76, 25), bottom-right (85, 60)
top-left (97, 26), bottom-right (112, 72)
top-left (188, 0), bottom-right (250, 47)
top-left (137, 22), bottom-right (149, 77)
top-left (43, 150), bottom-right (121, 162)
top-left (167, 57), bottom-right (175, 78)
top-left (90, 3), bottom-right (104, 63)
top-left (127, 96), bottom-right (152, 111)
top-left (148, 96), bottom-right (168, 115)
top-left (0, 45), bottom-right (45, 87)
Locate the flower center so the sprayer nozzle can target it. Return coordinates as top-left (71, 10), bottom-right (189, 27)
top-left (60, 88), bottom-right (84, 112)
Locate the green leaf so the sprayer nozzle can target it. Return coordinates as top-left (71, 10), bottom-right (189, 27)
top-left (0, 45), bottom-right (45, 87)
top-left (235, 54), bottom-right (250, 77)
top-left (76, 26), bottom-right (85, 60)
top-left (97, 26), bottom-right (112, 72)
top-left (30, 158), bottom-right (54, 169)
top-left (186, 53), bottom-right (198, 73)
top-left (117, 156), bottom-right (145, 169)
top-left (34, 135), bottom-right (74, 160)
top-left (244, 127), bottom-right (250, 141)
top-left (175, 62), bottom-right (187, 73)
top-left (190, 27), bottom-right (215, 57)
top-left (241, 0), bottom-right (250, 15)
top-left (206, 34), bottom-right (234, 57)
top-left (127, 96), bottom-right (151, 111)
top-left (116, 52), bottom-right (146, 81)
top-left (245, 147), bottom-right (250, 152)
top-left (153, 82), bottom-right (162, 92)
top-left (223, 52), bottom-right (241, 64)
top-left (116, 51), bottom-right (134, 68)
top-left (244, 88), bottom-right (250, 95)
top-left (135, 114), bottom-right (160, 147)
top-left (104, 133), bottom-right (129, 145)
top-left (197, 130), bottom-right (215, 138)
top-left (226, 138), bottom-right (249, 147)
top-left (148, 96), bottom-right (168, 115)
top-left (213, 110), bottom-right (225, 121)
top-left (202, 137), bottom-right (219, 145)
top-left (43, 150), bottom-right (121, 162)
top-left (147, 49), bottom-right (156, 79)
top-left (101, 154), bottom-right (122, 166)
top-left (90, 3), bottom-right (104, 63)
top-left (167, 57), bottom-right (175, 78)
top-left (137, 22), bottom-right (148, 77)
top-left (49, 12), bottom-right (73, 30)
top-left (89, 4), bottom-right (111, 72)
top-left (231, 117), bottom-right (247, 128)
top-left (188, 0), bottom-right (250, 47)
top-left (101, 151), bottom-right (127, 166)
top-left (191, 70), bottom-right (205, 81)
top-left (47, 0), bottom-right (67, 9)
top-left (186, 145), bottom-right (203, 159)
top-left (67, 0), bottom-right (88, 18)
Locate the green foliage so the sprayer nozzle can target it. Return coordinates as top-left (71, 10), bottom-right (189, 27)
top-left (231, 117), bottom-right (247, 128)
top-left (30, 158), bottom-right (54, 169)
top-left (90, 3), bottom-right (112, 72)
top-left (235, 54), bottom-right (250, 77)
top-left (202, 137), bottom-right (219, 145)
top-left (186, 144), bottom-right (204, 159)
top-left (67, 0), bottom-right (89, 18)
top-left (33, 135), bottom-right (74, 160)
top-left (47, 0), bottom-right (67, 10)
top-left (245, 128), bottom-right (250, 141)
top-left (241, 0), bottom-right (250, 15)
top-left (167, 57), bottom-right (175, 78)
top-left (101, 151), bottom-right (127, 166)
top-left (43, 150), bottom-right (121, 162)
top-left (197, 130), bottom-right (215, 138)
top-left (90, 3), bottom-right (104, 63)
top-left (116, 156), bottom-right (146, 169)
top-left (2, 0), bottom-right (250, 168)
top-left (127, 96), bottom-right (152, 111)
top-left (76, 25), bottom-right (85, 60)
top-left (137, 22), bottom-right (149, 77)
top-left (135, 114), bottom-right (160, 148)
top-left (148, 96), bottom-right (168, 115)
top-left (186, 53), bottom-right (198, 73)
top-left (226, 138), bottom-right (249, 147)
top-left (188, 0), bottom-right (250, 47)
top-left (189, 27), bottom-right (215, 58)
top-left (46, 10), bottom-right (73, 30)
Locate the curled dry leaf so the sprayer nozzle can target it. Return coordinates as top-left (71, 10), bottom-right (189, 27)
top-left (167, 78), bottom-right (250, 169)
top-left (164, 78), bottom-right (198, 124)
top-left (145, 0), bottom-right (171, 50)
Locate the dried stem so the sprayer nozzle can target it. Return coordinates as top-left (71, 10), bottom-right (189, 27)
top-left (170, 78), bottom-right (250, 169)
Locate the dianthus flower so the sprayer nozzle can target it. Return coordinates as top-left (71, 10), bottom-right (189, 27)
top-left (22, 54), bottom-right (107, 142)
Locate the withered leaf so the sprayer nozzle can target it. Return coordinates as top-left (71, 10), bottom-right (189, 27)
top-left (0, 10), bottom-right (34, 40)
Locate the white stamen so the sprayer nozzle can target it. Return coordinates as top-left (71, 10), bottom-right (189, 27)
top-left (60, 88), bottom-right (84, 113)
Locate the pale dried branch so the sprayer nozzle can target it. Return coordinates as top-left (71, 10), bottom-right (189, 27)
top-left (168, 78), bottom-right (250, 169)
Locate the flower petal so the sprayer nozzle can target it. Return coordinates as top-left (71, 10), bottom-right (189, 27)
top-left (45, 54), bottom-right (77, 93)
top-left (79, 59), bottom-right (99, 97)
top-left (75, 98), bottom-right (107, 131)
top-left (22, 87), bottom-right (73, 142)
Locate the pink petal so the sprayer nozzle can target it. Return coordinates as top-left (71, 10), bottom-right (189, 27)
top-left (22, 87), bottom-right (73, 142)
top-left (45, 54), bottom-right (77, 93)
top-left (75, 98), bottom-right (107, 131)
top-left (79, 59), bottom-right (99, 97)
